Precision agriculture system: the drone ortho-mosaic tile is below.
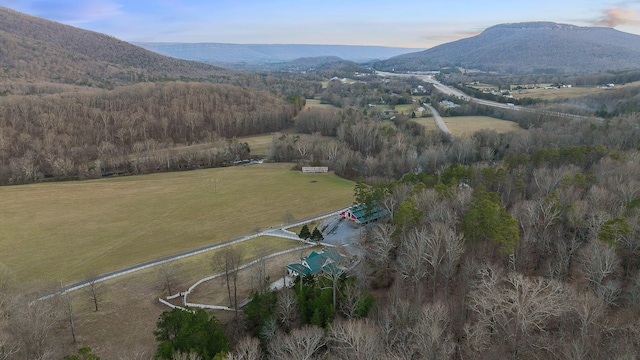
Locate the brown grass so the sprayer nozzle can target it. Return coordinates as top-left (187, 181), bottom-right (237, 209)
top-left (51, 236), bottom-right (309, 358)
top-left (510, 86), bottom-right (605, 100)
top-left (413, 116), bottom-right (521, 136)
top-left (0, 163), bottom-right (353, 289)
top-left (239, 134), bottom-right (276, 157)
top-left (442, 116), bottom-right (522, 136)
top-left (304, 99), bottom-right (339, 110)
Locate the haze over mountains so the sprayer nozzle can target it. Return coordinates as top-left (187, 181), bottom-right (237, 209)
top-left (2, 5), bottom-right (640, 85)
top-left (134, 43), bottom-right (423, 65)
top-left (376, 22), bottom-right (640, 74)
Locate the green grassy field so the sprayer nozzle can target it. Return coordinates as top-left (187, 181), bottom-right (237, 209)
top-left (0, 163), bottom-right (354, 288)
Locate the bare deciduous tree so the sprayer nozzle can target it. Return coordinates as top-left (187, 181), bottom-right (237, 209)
top-left (578, 241), bottom-right (620, 305)
top-left (276, 288), bottom-right (299, 332)
top-left (268, 325), bottom-right (325, 360)
top-left (411, 303), bottom-right (455, 360)
top-left (328, 318), bottom-right (382, 360)
top-left (440, 226), bottom-right (464, 302)
top-left (397, 227), bottom-right (429, 293)
top-left (224, 336), bottom-right (262, 360)
top-left (338, 276), bottom-right (368, 319)
top-left (213, 247), bottom-right (244, 316)
top-left (9, 299), bottom-right (61, 360)
top-left (60, 291), bottom-right (77, 344)
top-left (363, 222), bottom-right (395, 287)
top-left (0, 264), bottom-right (18, 360)
top-left (83, 273), bottom-right (104, 312)
top-left (468, 267), bottom-right (570, 358)
top-left (249, 257), bottom-right (267, 295)
top-left (158, 261), bottom-right (182, 296)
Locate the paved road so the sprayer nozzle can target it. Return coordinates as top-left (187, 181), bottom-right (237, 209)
top-left (424, 103), bottom-right (451, 135)
top-left (376, 71), bottom-right (597, 121)
top-left (37, 207), bottom-right (349, 301)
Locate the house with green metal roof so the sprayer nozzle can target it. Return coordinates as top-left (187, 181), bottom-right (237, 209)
top-left (286, 248), bottom-right (347, 277)
top-left (339, 202), bottom-right (389, 224)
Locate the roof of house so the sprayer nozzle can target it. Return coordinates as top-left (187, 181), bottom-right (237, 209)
top-left (341, 203), bottom-right (389, 224)
top-left (286, 248), bottom-right (347, 276)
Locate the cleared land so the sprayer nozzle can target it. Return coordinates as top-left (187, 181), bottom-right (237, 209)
top-left (0, 163), bottom-right (353, 289)
top-left (51, 237), bottom-right (309, 357)
top-left (511, 86), bottom-right (606, 100)
top-left (412, 116), bottom-right (521, 136)
top-left (239, 133), bottom-right (277, 157)
top-left (304, 98), bottom-right (339, 109)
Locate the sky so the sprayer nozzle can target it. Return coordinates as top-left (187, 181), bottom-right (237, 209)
top-left (2, 0), bottom-right (640, 48)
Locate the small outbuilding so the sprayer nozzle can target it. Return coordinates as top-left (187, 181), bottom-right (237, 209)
top-left (339, 203), bottom-right (389, 225)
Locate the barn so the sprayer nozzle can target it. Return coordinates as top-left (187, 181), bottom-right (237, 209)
top-left (339, 203), bottom-right (388, 225)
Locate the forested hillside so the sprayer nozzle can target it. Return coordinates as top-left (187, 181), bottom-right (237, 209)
top-left (0, 82), bottom-right (303, 184)
top-left (376, 22), bottom-right (640, 74)
top-left (0, 6), bottom-right (226, 89)
top-left (207, 81), bottom-right (640, 359)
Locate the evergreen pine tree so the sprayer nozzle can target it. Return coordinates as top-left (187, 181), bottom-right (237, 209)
top-left (299, 224), bottom-right (311, 239)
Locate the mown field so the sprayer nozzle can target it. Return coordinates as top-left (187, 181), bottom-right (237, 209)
top-left (240, 133), bottom-right (278, 157)
top-left (511, 86), bottom-right (605, 100)
top-left (412, 116), bottom-right (522, 136)
top-left (0, 163), bottom-right (354, 289)
top-left (304, 98), bottom-right (339, 109)
top-left (53, 237), bottom-right (311, 357)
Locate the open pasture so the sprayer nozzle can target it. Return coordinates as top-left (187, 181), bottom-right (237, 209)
top-left (511, 86), bottom-right (603, 100)
top-left (304, 98), bottom-right (339, 109)
top-left (239, 133), bottom-right (278, 157)
top-left (412, 116), bottom-right (521, 136)
top-left (410, 117), bottom-right (441, 132)
top-left (55, 236), bottom-right (308, 357)
top-left (0, 163), bottom-right (353, 288)
top-left (443, 116), bottom-right (522, 136)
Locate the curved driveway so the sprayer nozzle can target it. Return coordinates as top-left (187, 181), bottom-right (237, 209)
top-left (38, 207), bottom-right (348, 301)
top-left (424, 104), bottom-right (451, 135)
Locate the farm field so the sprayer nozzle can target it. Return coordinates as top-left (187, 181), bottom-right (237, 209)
top-left (510, 86), bottom-right (605, 100)
top-left (239, 133), bottom-right (279, 157)
top-left (51, 237), bottom-right (310, 357)
top-left (443, 116), bottom-right (522, 136)
top-left (0, 163), bottom-right (354, 289)
top-left (304, 98), bottom-right (339, 109)
top-left (412, 116), bottom-right (521, 136)
top-left (410, 117), bottom-right (442, 132)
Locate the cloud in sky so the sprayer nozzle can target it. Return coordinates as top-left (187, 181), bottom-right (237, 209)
top-left (592, 7), bottom-right (640, 26)
top-left (3, 0), bottom-right (640, 47)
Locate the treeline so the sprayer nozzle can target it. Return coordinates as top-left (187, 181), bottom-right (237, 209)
top-left (340, 144), bottom-right (640, 359)
top-left (318, 77), bottom-right (416, 109)
top-left (442, 68), bottom-right (640, 90)
top-left (0, 82), bottom-right (303, 184)
top-left (217, 110), bottom-right (640, 360)
top-left (267, 101), bottom-right (640, 183)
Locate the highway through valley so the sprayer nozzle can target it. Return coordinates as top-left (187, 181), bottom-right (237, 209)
top-left (376, 71), bottom-right (594, 121)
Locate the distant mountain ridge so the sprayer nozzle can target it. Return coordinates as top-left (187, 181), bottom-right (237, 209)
top-left (375, 22), bottom-right (640, 74)
top-left (134, 42), bottom-right (423, 64)
top-left (0, 6), bottom-right (225, 87)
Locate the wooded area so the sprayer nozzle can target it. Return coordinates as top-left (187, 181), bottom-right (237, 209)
top-left (2, 6), bottom-right (640, 357)
top-left (0, 82), bottom-right (303, 184)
